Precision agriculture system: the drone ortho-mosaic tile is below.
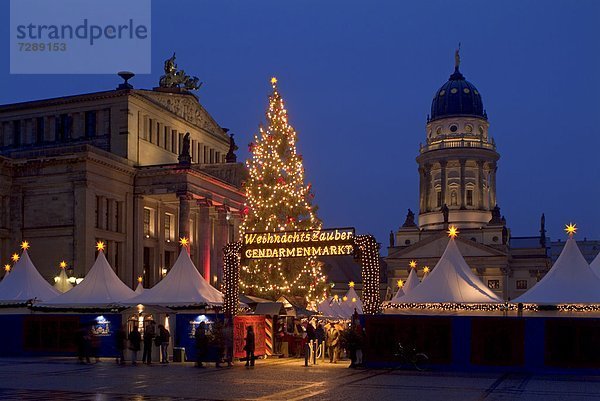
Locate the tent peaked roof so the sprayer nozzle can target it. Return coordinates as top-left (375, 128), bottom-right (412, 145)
top-left (403, 269), bottom-right (420, 294)
top-left (0, 250), bottom-right (59, 303)
top-left (342, 286), bottom-right (363, 314)
top-left (398, 238), bottom-right (502, 303)
top-left (43, 251), bottom-right (135, 307)
top-left (591, 252), bottom-right (600, 279)
top-left (390, 287), bottom-right (405, 303)
top-left (127, 248), bottom-right (223, 307)
top-left (514, 238), bottom-right (600, 304)
top-left (135, 282), bottom-right (144, 294)
top-left (54, 269), bottom-right (73, 293)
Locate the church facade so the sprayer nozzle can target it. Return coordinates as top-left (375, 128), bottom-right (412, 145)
top-left (0, 62), bottom-right (246, 289)
top-left (385, 53), bottom-right (550, 301)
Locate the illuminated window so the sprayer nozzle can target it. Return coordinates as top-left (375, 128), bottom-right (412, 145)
top-left (487, 280), bottom-right (500, 290)
top-left (516, 280), bottom-right (528, 290)
top-left (143, 208), bottom-right (153, 237)
top-left (164, 213), bottom-right (174, 242)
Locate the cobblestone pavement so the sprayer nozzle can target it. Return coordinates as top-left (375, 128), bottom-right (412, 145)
top-left (0, 357), bottom-right (599, 400)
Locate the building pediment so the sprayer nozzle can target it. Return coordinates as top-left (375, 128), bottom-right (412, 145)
top-left (134, 90), bottom-right (227, 139)
top-left (389, 234), bottom-right (507, 259)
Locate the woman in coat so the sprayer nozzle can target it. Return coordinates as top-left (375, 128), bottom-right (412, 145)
top-left (244, 326), bottom-right (255, 367)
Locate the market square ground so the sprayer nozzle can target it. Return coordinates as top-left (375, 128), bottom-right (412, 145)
top-left (0, 357), bottom-right (599, 400)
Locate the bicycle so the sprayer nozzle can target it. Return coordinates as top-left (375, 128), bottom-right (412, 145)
top-left (393, 342), bottom-right (429, 371)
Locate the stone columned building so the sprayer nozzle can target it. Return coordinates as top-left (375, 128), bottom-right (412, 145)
top-left (386, 52), bottom-right (549, 301)
top-left (0, 65), bottom-right (246, 289)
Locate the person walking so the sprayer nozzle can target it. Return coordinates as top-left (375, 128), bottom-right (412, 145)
top-left (195, 322), bottom-right (208, 368)
top-left (304, 322), bottom-right (316, 367)
top-left (223, 318), bottom-right (234, 367)
top-left (142, 320), bottom-right (155, 365)
top-left (115, 325), bottom-right (127, 365)
top-left (158, 324), bottom-right (170, 364)
top-left (129, 326), bottom-right (142, 365)
top-left (326, 324), bottom-right (340, 363)
top-left (244, 326), bottom-right (255, 367)
top-left (315, 323), bottom-right (325, 362)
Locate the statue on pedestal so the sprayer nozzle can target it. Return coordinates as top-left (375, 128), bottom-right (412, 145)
top-left (178, 132), bottom-right (191, 166)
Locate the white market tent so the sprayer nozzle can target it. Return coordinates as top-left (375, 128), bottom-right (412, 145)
top-left (317, 296), bottom-right (335, 316)
top-left (134, 281), bottom-right (145, 295)
top-left (42, 250), bottom-right (135, 307)
top-left (390, 286), bottom-right (405, 303)
top-left (53, 268), bottom-right (73, 293)
top-left (513, 237), bottom-right (600, 304)
top-left (403, 269), bottom-right (420, 294)
top-left (590, 251), bottom-right (600, 279)
top-left (396, 238), bottom-right (502, 304)
top-left (126, 248), bottom-right (223, 307)
top-left (341, 286), bottom-right (363, 315)
top-left (0, 250), bottom-right (59, 304)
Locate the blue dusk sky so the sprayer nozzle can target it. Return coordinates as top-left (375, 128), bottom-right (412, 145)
top-left (1, 0), bottom-right (599, 251)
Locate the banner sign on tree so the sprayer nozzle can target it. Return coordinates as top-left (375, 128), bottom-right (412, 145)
top-left (242, 227), bottom-right (355, 260)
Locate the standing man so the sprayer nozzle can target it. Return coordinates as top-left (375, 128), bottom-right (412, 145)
top-left (142, 320), bottom-right (156, 365)
top-left (327, 324), bottom-right (340, 363)
top-left (304, 322), bottom-right (316, 367)
top-left (159, 324), bottom-right (170, 364)
top-left (244, 326), bottom-right (255, 367)
top-left (128, 326), bottom-right (142, 365)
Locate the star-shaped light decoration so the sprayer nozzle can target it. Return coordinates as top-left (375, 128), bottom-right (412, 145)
top-left (271, 76), bottom-right (278, 85)
top-left (137, 276), bottom-right (143, 284)
top-left (397, 279), bottom-right (404, 288)
top-left (342, 296), bottom-right (348, 301)
top-left (59, 261), bottom-right (67, 269)
top-left (565, 223), bottom-right (577, 238)
top-left (11, 253), bottom-right (19, 262)
top-left (179, 237), bottom-right (190, 248)
top-left (333, 294), bottom-right (339, 301)
top-left (96, 241), bottom-right (106, 252)
top-left (423, 266), bottom-right (430, 274)
top-left (4, 264), bottom-right (10, 273)
top-left (447, 225), bottom-right (459, 239)
top-left (409, 260), bottom-right (417, 269)
top-left (21, 241), bottom-right (30, 251)
top-left (348, 281), bottom-right (355, 288)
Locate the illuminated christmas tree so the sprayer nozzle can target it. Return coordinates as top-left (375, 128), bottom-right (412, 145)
top-left (240, 77), bottom-right (327, 304)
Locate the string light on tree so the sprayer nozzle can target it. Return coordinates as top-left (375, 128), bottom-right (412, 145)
top-left (239, 77), bottom-right (326, 303)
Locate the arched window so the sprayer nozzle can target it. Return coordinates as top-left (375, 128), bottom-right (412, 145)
top-left (450, 191), bottom-right (457, 206)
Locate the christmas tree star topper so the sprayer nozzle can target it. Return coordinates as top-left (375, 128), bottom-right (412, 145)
top-left (96, 241), bottom-right (106, 252)
top-left (271, 76), bottom-right (277, 85)
top-left (565, 223), bottom-right (577, 238)
top-left (21, 241), bottom-right (30, 251)
top-left (447, 225), bottom-right (459, 239)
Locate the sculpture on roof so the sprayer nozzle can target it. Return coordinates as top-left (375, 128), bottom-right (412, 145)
top-left (225, 133), bottom-right (238, 163)
top-left (159, 53), bottom-right (202, 91)
top-left (402, 209), bottom-right (417, 228)
top-left (178, 132), bottom-right (191, 165)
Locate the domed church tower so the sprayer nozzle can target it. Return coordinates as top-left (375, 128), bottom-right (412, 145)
top-left (417, 49), bottom-right (499, 230)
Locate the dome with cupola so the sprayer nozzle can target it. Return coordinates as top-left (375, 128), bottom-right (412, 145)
top-left (430, 51), bottom-right (486, 122)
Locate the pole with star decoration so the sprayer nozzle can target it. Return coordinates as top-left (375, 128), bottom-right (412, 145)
top-left (239, 77), bottom-right (327, 305)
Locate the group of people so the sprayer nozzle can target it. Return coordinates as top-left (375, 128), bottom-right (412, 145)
top-left (115, 320), bottom-right (171, 365)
